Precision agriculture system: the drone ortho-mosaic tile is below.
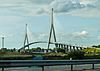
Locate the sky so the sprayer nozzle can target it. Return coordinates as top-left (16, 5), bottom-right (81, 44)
top-left (0, 0), bottom-right (100, 49)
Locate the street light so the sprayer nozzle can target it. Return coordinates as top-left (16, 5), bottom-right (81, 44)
top-left (2, 37), bottom-right (4, 48)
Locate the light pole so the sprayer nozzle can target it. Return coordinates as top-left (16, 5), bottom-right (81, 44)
top-left (2, 37), bottom-right (4, 48)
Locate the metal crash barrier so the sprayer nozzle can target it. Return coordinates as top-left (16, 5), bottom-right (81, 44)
top-left (0, 59), bottom-right (100, 71)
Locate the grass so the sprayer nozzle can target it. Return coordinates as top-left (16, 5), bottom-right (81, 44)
top-left (0, 51), bottom-right (33, 60)
top-left (83, 48), bottom-right (100, 53)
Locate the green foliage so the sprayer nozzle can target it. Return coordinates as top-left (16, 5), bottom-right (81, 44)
top-left (67, 50), bottom-right (85, 59)
top-left (84, 54), bottom-right (100, 59)
top-left (0, 48), bottom-right (17, 52)
top-left (83, 48), bottom-right (100, 54)
top-left (92, 45), bottom-right (100, 48)
top-left (54, 48), bottom-right (66, 53)
top-left (83, 48), bottom-right (95, 53)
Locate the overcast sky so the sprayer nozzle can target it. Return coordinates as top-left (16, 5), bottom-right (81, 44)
top-left (0, 0), bottom-right (100, 49)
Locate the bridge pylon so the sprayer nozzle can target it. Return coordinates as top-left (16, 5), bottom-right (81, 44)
top-left (23, 24), bottom-right (29, 51)
top-left (47, 8), bottom-right (57, 52)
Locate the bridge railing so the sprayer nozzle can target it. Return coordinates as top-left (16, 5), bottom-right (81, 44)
top-left (0, 59), bottom-right (100, 71)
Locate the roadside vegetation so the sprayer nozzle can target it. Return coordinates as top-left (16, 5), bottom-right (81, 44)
top-left (1, 45), bottom-right (100, 60)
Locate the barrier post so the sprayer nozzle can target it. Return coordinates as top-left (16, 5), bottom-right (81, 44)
top-left (92, 64), bottom-right (94, 69)
top-left (42, 66), bottom-right (44, 71)
top-left (2, 67), bottom-right (4, 71)
top-left (71, 64), bottom-right (73, 71)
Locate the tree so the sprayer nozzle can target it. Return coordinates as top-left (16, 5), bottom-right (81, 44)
top-left (92, 45), bottom-right (97, 48)
top-left (36, 47), bottom-right (41, 52)
top-left (1, 48), bottom-right (7, 52)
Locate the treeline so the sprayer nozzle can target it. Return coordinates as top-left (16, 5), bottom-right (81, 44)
top-left (92, 45), bottom-right (100, 48)
top-left (0, 48), bottom-right (17, 52)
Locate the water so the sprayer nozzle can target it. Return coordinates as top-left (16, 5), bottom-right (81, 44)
top-left (0, 64), bottom-right (100, 71)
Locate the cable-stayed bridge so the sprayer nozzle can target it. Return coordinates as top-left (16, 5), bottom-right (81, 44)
top-left (20, 41), bottom-right (85, 52)
top-left (19, 8), bottom-right (86, 53)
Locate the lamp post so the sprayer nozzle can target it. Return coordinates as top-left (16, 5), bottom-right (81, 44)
top-left (2, 37), bottom-right (4, 48)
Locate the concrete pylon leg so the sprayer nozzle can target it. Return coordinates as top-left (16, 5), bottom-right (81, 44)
top-left (73, 46), bottom-right (75, 51)
top-left (67, 47), bottom-right (69, 52)
top-left (66, 45), bottom-right (69, 52)
top-left (76, 47), bottom-right (79, 50)
top-left (70, 46), bottom-right (72, 52)
top-left (80, 47), bottom-right (82, 50)
top-left (59, 44), bottom-right (60, 48)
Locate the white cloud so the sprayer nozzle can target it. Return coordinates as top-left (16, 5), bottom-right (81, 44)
top-left (0, 0), bottom-right (46, 16)
top-left (35, 0), bottom-right (100, 18)
top-left (26, 32), bottom-right (49, 43)
top-left (0, 0), bottom-right (99, 17)
top-left (97, 36), bottom-right (100, 40)
top-left (0, 33), bottom-right (13, 38)
top-left (0, 16), bottom-right (24, 23)
top-left (80, 0), bottom-right (97, 4)
top-left (28, 0), bottom-right (53, 5)
top-left (72, 31), bottom-right (88, 38)
top-left (49, 0), bottom-right (85, 13)
top-left (69, 8), bottom-right (100, 18)
top-left (47, 0), bottom-right (99, 18)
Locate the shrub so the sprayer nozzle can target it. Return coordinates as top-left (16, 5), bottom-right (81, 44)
top-left (67, 50), bottom-right (85, 59)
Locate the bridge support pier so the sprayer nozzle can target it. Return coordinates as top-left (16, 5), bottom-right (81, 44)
top-left (70, 46), bottom-right (72, 52)
top-left (80, 47), bottom-right (83, 50)
top-left (66, 45), bottom-right (69, 52)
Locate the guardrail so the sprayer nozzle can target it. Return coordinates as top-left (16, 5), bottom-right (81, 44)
top-left (0, 59), bottom-right (100, 71)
